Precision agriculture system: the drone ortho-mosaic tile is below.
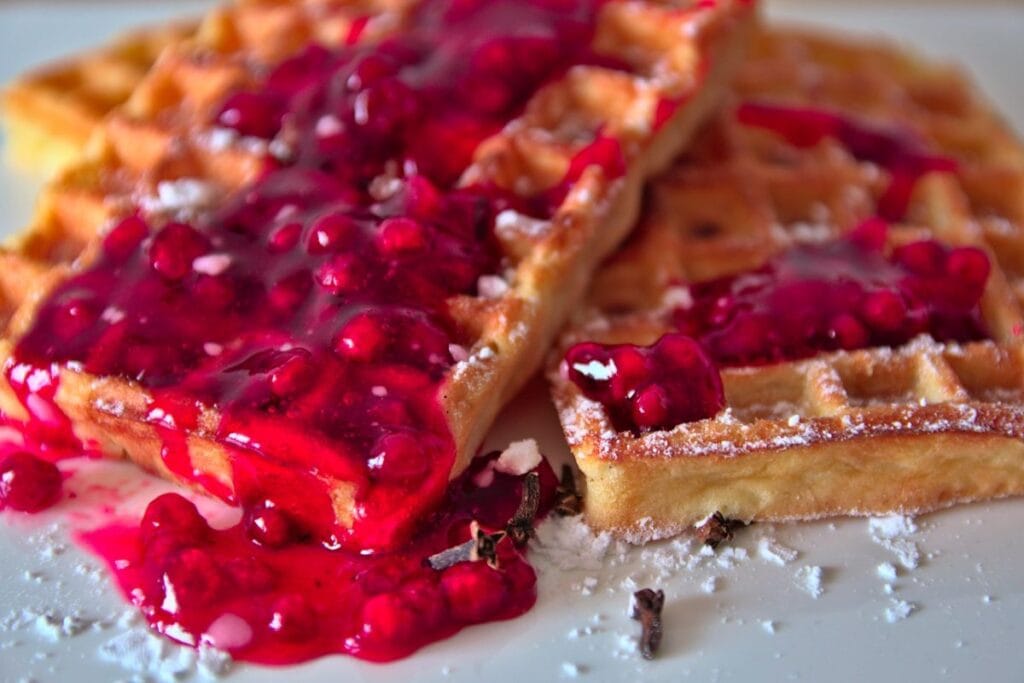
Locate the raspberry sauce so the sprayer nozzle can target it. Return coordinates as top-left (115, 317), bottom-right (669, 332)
top-left (0, 451), bottom-right (62, 513)
top-left (12, 0), bottom-right (624, 552)
top-left (82, 453), bottom-right (557, 664)
top-left (2, 0), bottom-right (650, 666)
top-left (736, 102), bottom-right (957, 220)
top-left (565, 334), bottom-right (725, 433)
top-left (566, 220), bottom-right (990, 432)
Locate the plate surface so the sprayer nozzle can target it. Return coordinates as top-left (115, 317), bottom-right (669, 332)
top-left (1, 2), bottom-right (1023, 682)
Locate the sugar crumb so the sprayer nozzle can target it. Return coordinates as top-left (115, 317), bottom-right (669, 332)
top-left (561, 661), bottom-right (585, 677)
top-left (876, 562), bottom-right (898, 582)
top-left (794, 565), bottom-right (824, 599)
top-left (884, 599), bottom-right (917, 623)
top-left (758, 537), bottom-right (798, 566)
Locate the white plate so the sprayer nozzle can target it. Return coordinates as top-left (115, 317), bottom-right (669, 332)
top-left (1, 2), bottom-right (1023, 682)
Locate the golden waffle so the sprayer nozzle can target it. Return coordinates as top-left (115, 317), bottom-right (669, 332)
top-left (0, 0), bottom-right (756, 543)
top-left (549, 26), bottom-right (1024, 541)
top-left (2, 21), bottom-right (196, 175)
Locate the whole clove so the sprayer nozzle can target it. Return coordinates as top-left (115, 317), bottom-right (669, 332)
top-left (427, 521), bottom-right (506, 571)
top-left (694, 511), bottom-right (744, 548)
top-left (554, 464), bottom-right (583, 516)
top-left (630, 587), bottom-right (665, 660)
top-left (505, 471), bottom-right (540, 546)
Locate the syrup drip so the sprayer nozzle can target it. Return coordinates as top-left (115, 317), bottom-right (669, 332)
top-left (82, 454), bottom-right (558, 664)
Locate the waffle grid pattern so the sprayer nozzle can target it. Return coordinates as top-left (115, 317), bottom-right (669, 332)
top-left (1, 21), bottom-right (197, 175)
top-left (549, 27), bottom-right (1024, 538)
top-left (0, 0), bottom-right (755, 527)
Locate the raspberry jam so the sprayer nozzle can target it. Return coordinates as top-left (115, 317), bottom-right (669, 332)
top-left (83, 453), bottom-right (557, 664)
top-left (676, 220), bottom-right (989, 365)
top-left (4, 0), bottom-right (646, 665)
top-left (0, 451), bottom-right (62, 513)
top-left (564, 334), bottom-right (725, 433)
top-left (566, 220), bottom-right (990, 432)
top-left (12, 0), bottom-right (622, 552)
top-left (736, 102), bottom-right (957, 219)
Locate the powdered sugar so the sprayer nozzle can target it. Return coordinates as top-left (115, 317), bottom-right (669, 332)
top-left (869, 515), bottom-right (918, 539)
top-left (192, 254), bottom-right (232, 276)
top-left (494, 439), bottom-right (543, 476)
top-left (139, 179), bottom-right (219, 219)
top-left (98, 628), bottom-right (232, 680)
top-left (884, 599), bottom-right (917, 623)
top-left (868, 515), bottom-right (921, 569)
top-left (794, 565), bottom-right (824, 599)
top-left (533, 515), bottom-right (618, 573)
top-left (876, 562), bottom-right (898, 582)
top-left (758, 537), bottom-right (799, 566)
top-left (33, 611), bottom-right (93, 641)
top-left (477, 274), bottom-right (510, 299)
top-left (494, 209), bottom-right (551, 240)
top-left (561, 661), bottom-right (584, 677)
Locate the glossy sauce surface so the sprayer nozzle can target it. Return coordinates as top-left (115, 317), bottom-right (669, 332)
top-left (84, 454), bottom-right (557, 663)
top-left (13, 0), bottom-right (621, 551)
top-left (5, 0), bottom-right (632, 665)
top-left (567, 221), bottom-right (990, 433)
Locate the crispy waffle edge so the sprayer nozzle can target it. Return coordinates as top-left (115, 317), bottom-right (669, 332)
top-left (0, 0), bottom-right (758, 533)
top-left (547, 26), bottom-right (1024, 542)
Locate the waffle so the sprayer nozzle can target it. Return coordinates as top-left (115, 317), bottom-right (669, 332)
top-left (549, 26), bottom-right (1024, 541)
top-left (0, 0), bottom-right (756, 547)
top-left (1, 21), bottom-right (196, 175)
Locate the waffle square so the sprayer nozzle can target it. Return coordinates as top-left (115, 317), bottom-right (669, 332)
top-left (549, 27), bottom-right (1024, 541)
top-left (0, 0), bottom-right (756, 548)
top-left (2, 21), bottom-right (196, 175)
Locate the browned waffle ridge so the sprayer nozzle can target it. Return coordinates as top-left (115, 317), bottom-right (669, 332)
top-left (549, 26), bottom-right (1024, 541)
top-left (1, 21), bottom-right (197, 176)
top-left (0, 0), bottom-right (756, 536)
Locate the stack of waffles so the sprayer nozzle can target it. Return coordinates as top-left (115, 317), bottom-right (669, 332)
top-left (3, 1), bottom-right (1024, 547)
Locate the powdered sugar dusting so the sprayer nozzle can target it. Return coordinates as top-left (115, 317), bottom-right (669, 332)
top-left (869, 515), bottom-right (921, 569)
top-left (494, 209), bottom-right (551, 241)
top-left (884, 599), bottom-right (917, 623)
top-left (98, 627), bottom-right (232, 680)
top-left (139, 179), bottom-right (219, 219)
top-left (794, 565), bottom-right (824, 598)
top-left (533, 515), bottom-right (617, 573)
top-left (876, 562), bottom-right (898, 582)
top-left (758, 537), bottom-right (799, 566)
top-left (494, 439), bottom-right (543, 476)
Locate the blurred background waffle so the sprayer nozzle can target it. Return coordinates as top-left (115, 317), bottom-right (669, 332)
top-left (2, 21), bottom-right (195, 175)
top-left (550, 26), bottom-right (1024, 539)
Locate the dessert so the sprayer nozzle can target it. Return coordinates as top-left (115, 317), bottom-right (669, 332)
top-left (0, 0), bottom-right (753, 547)
top-left (0, 0), bottom-right (755, 663)
top-left (550, 26), bottom-right (1024, 540)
